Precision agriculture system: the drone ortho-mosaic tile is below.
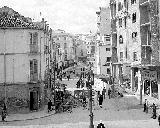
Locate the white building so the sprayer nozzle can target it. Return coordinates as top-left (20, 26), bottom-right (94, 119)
top-left (0, 6), bottom-right (51, 113)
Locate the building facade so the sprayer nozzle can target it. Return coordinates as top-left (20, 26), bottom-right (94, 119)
top-left (96, 7), bottom-right (112, 76)
top-left (110, 0), bottom-right (160, 99)
top-left (0, 6), bottom-right (51, 113)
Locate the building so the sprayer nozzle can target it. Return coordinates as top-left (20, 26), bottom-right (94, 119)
top-left (110, 0), bottom-right (160, 99)
top-left (52, 30), bottom-right (76, 69)
top-left (84, 33), bottom-right (97, 72)
top-left (0, 6), bottom-right (51, 113)
top-left (96, 7), bottom-right (112, 76)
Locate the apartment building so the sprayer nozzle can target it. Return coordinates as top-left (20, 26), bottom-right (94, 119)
top-left (110, 0), bottom-right (160, 99)
top-left (52, 30), bottom-right (76, 69)
top-left (96, 7), bottom-right (112, 76)
top-left (0, 6), bottom-right (51, 113)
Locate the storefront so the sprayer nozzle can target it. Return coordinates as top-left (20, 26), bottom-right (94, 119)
top-left (142, 70), bottom-right (158, 98)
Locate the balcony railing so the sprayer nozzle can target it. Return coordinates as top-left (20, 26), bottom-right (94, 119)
top-left (30, 44), bottom-right (38, 53)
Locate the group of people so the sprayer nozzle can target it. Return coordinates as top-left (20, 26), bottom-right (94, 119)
top-left (143, 99), bottom-right (160, 126)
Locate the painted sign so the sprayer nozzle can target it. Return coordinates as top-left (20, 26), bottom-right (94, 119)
top-left (142, 70), bottom-right (157, 81)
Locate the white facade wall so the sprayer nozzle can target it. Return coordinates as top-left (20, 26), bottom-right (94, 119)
top-left (0, 29), bottom-right (46, 84)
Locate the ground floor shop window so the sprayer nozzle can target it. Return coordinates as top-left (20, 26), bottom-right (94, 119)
top-left (151, 81), bottom-right (158, 99)
top-left (144, 80), bottom-right (150, 95)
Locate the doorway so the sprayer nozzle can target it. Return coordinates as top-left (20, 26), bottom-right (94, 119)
top-left (30, 91), bottom-right (38, 111)
top-left (144, 80), bottom-right (150, 95)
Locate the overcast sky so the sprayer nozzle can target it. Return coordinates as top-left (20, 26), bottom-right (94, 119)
top-left (1, 0), bottom-right (109, 34)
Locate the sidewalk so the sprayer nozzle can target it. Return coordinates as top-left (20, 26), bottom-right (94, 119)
top-left (2, 105), bottom-right (55, 122)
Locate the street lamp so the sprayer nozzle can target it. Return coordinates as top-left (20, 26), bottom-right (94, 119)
top-left (87, 68), bottom-right (94, 128)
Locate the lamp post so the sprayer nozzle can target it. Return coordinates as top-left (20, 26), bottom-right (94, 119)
top-left (87, 68), bottom-right (94, 128)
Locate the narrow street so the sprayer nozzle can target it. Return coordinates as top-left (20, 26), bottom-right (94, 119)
top-left (1, 79), bottom-right (157, 128)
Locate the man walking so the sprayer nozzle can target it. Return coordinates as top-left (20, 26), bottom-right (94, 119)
top-left (108, 88), bottom-right (111, 99)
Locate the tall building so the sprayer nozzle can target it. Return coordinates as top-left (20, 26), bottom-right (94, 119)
top-left (96, 7), bottom-right (112, 76)
top-left (0, 6), bottom-right (51, 113)
top-left (110, 0), bottom-right (160, 99)
top-left (52, 30), bottom-right (76, 69)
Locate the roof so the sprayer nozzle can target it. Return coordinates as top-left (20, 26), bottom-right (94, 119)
top-left (0, 6), bottom-right (44, 30)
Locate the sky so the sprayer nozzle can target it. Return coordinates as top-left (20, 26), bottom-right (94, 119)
top-left (1, 0), bottom-right (109, 34)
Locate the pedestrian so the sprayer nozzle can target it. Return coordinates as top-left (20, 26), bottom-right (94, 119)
top-left (151, 103), bottom-right (157, 119)
top-left (1, 104), bottom-right (7, 122)
top-left (82, 95), bottom-right (87, 109)
top-left (97, 120), bottom-right (105, 128)
top-left (48, 99), bottom-right (52, 113)
top-left (108, 88), bottom-right (111, 99)
top-left (143, 99), bottom-right (147, 112)
top-left (158, 114), bottom-right (160, 126)
top-left (99, 94), bottom-right (103, 108)
top-left (146, 101), bottom-right (149, 113)
top-left (102, 87), bottom-right (106, 99)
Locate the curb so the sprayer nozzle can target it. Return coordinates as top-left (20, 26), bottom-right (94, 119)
top-left (0, 111), bottom-right (56, 122)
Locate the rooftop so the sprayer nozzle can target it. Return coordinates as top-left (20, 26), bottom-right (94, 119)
top-left (0, 6), bottom-right (45, 30)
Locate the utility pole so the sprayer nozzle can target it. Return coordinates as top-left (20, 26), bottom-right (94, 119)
top-left (89, 68), bottom-right (94, 128)
top-left (140, 64), bottom-right (143, 105)
top-left (53, 41), bottom-right (57, 112)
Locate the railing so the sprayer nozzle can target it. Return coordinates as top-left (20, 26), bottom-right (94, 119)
top-left (30, 44), bottom-right (38, 53)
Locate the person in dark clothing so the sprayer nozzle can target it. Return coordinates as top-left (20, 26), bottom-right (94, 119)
top-left (48, 99), bottom-right (52, 113)
top-left (102, 88), bottom-right (106, 99)
top-left (1, 104), bottom-right (7, 122)
top-left (143, 99), bottom-right (147, 112)
top-left (151, 103), bottom-right (157, 119)
top-left (108, 88), bottom-right (111, 99)
top-left (76, 80), bottom-right (80, 88)
top-left (97, 120), bottom-right (105, 128)
top-left (99, 94), bottom-right (103, 108)
top-left (158, 115), bottom-right (160, 126)
top-left (82, 96), bottom-right (87, 109)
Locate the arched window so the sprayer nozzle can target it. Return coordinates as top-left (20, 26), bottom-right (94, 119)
top-left (119, 35), bottom-right (123, 44)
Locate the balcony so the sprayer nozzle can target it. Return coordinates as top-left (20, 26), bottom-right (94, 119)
top-left (139, 0), bottom-right (149, 6)
top-left (30, 44), bottom-right (38, 53)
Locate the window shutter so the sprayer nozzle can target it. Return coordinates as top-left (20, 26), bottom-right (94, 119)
top-left (30, 33), bottom-right (33, 44)
top-left (34, 60), bottom-right (38, 74)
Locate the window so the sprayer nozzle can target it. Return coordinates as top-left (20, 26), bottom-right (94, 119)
top-left (30, 32), bottom-right (38, 45)
top-left (119, 35), bottom-right (123, 44)
top-left (107, 68), bottom-right (111, 74)
top-left (133, 52), bottom-right (138, 61)
top-left (132, 32), bottom-right (137, 38)
top-left (124, 0), bottom-right (128, 10)
top-left (106, 57), bottom-right (111, 62)
top-left (120, 52), bottom-right (123, 61)
top-left (30, 59), bottom-right (38, 81)
top-left (124, 17), bottom-right (127, 28)
top-left (64, 43), bottom-right (67, 48)
top-left (106, 48), bottom-right (110, 51)
top-left (119, 18), bottom-right (122, 27)
top-left (131, 0), bottom-right (136, 5)
top-left (132, 12), bottom-right (136, 23)
top-left (118, 2), bottom-right (122, 11)
top-left (104, 34), bottom-right (110, 41)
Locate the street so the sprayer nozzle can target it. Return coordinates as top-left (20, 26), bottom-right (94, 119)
top-left (0, 79), bottom-right (159, 128)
